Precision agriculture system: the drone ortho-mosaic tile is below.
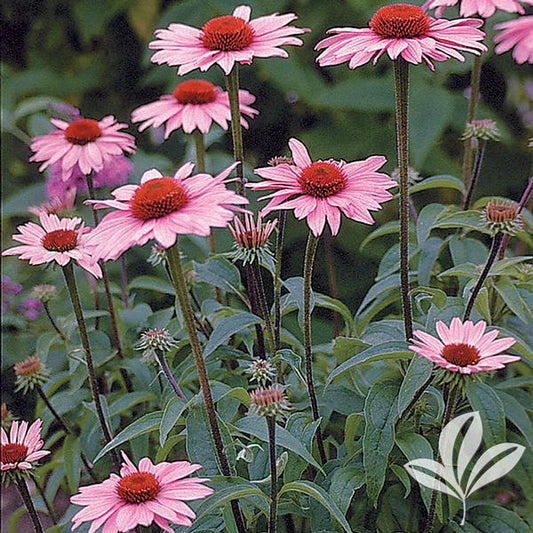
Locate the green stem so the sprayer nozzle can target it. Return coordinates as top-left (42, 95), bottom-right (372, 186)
top-left (462, 54), bottom-right (483, 190)
top-left (62, 263), bottom-right (119, 470)
top-left (252, 261), bottom-right (276, 355)
top-left (85, 174), bottom-right (132, 392)
top-left (463, 139), bottom-right (486, 210)
top-left (226, 65), bottom-right (245, 195)
top-left (324, 228), bottom-right (340, 337)
top-left (393, 58), bottom-right (414, 342)
top-left (15, 478), bottom-right (44, 533)
top-left (267, 416), bottom-right (278, 533)
top-left (423, 385), bottom-right (459, 533)
top-left (42, 302), bottom-right (67, 342)
top-left (274, 211), bottom-right (286, 353)
top-left (303, 233), bottom-right (327, 465)
top-left (463, 233), bottom-right (503, 321)
top-left (165, 242), bottom-right (248, 533)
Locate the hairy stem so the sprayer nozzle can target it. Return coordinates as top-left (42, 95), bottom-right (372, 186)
top-left (324, 229), bottom-right (340, 337)
top-left (226, 65), bottom-right (245, 195)
top-left (15, 478), bottom-right (44, 533)
top-left (42, 302), bottom-right (67, 342)
top-left (120, 255), bottom-right (129, 308)
top-left (62, 263), bottom-right (119, 470)
top-left (165, 242), bottom-right (248, 533)
top-left (463, 233), bottom-right (503, 321)
top-left (303, 233), bottom-right (327, 465)
top-left (267, 416), bottom-right (278, 533)
top-left (462, 54), bottom-right (483, 190)
top-left (463, 139), bottom-right (486, 210)
top-left (252, 260), bottom-right (276, 355)
top-left (155, 352), bottom-right (186, 400)
top-left (423, 386), bottom-right (459, 533)
top-left (394, 57), bottom-right (414, 341)
top-left (274, 211), bottom-right (286, 353)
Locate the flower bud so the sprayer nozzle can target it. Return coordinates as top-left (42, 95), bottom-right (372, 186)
top-left (246, 359), bottom-right (274, 386)
top-left (482, 199), bottom-right (523, 236)
top-left (268, 156), bottom-right (294, 166)
top-left (14, 356), bottom-right (49, 394)
top-left (229, 213), bottom-right (277, 265)
top-left (249, 385), bottom-right (291, 418)
top-left (136, 328), bottom-right (178, 363)
top-left (31, 284), bottom-right (58, 303)
top-left (461, 119), bottom-right (500, 142)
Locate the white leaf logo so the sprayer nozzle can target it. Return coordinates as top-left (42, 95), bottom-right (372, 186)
top-left (404, 411), bottom-right (525, 525)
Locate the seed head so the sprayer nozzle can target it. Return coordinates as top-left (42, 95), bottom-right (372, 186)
top-left (14, 356), bottom-right (49, 394)
top-left (482, 199), bottom-right (523, 236)
top-left (249, 385), bottom-right (290, 418)
top-left (31, 284), bottom-right (58, 303)
top-left (136, 328), bottom-right (178, 363)
top-left (246, 359), bottom-right (274, 387)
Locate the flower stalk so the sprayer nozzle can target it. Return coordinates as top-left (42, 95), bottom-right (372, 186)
top-left (85, 173), bottom-right (132, 393)
top-left (165, 242), bottom-right (248, 533)
top-left (42, 301), bottom-right (67, 342)
top-left (62, 262), bottom-right (119, 470)
top-left (155, 352), bottom-right (187, 401)
top-left (393, 57), bottom-right (414, 341)
top-left (463, 233), bottom-right (503, 321)
top-left (274, 211), bottom-right (286, 353)
top-left (303, 233), bottom-right (327, 464)
top-left (226, 65), bottom-right (245, 195)
top-left (462, 54), bottom-right (483, 190)
top-left (15, 477), bottom-right (44, 533)
top-left (267, 415), bottom-right (278, 533)
top-left (463, 139), bottom-right (486, 210)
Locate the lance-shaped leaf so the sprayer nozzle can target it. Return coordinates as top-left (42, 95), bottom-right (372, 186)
top-left (465, 443), bottom-right (525, 497)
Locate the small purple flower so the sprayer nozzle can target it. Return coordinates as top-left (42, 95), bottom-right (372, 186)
top-left (2, 276), bottom-right (22, 296)
top-left (46, 154), bottom-right (134, 202)
top-left (19, 298), bottom-right (44, 321)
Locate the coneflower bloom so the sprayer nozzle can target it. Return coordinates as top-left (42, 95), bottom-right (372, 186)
top-left (71, 452), bottom-right (212, 532)
top-left (315, 3), bottom-right (486, 70)
top-left (132, 79), bottom-right (258, 137)
top-left (149, 5), bottom-right (309, 75)
top-left (1, 419), bottom-right (50, 472)
top-left (494, 16), bottom-right (533, 65)
top-left (248, 138), bottom-right (395, 237)
top-left (2, 213), bottom-right (102, 278)
top-left (229, 212), bottom-right (277, 264)
top-left (409, 317), bottom-right (520, 374)
top-left (423, 0), bottom-right (530, 18)
top-left (30, 115), bottom-right (135, 182)
top-left (85, 163), bottom-right (248, 261)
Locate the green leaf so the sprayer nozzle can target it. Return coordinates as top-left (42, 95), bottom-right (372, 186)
top-left (418, 237), bottom-right (445, 286)
top-left (204, 311), bottom-right (261, 357)
top-left (327, 341), bottom-right (410, 384)
top-left (234, 416), bottom-right (323, 473)
top-left (108, 392), bottom-right (156, 417)
top-left (185, 404), bottom-right (219, 476)
top-left (460, 504), bottom-right (529, 532)
top-left (363, 379), bottom-right (401, 506)
top-left (416, 204), bottom-right (447, 246)
top-left (159, 396), bottom-right (188, 447)
top-left (333, 337), bottom-right (370, 364)
top-left (448, 236), bottom-right (488, 267)
top-left (315, 294), bottom-right (355, 334)
top-left (129, 275), bottom-right (175, 295)
top-left (63, 434), bottom-right (81, 493)
top-left (494, 280), bottom-right (530, 323)
top-left (397, 356), bottom-right (433, 419)
top-left (194, 257), bottom-right (243, 298)
top-left (360, 221), bottom-right (399, 250)
top-left (278, 480), bottom-right (352, 533)
top-left (434, 210), bottom-right (484, 231)
top-left (93, 411), bottom-right (162, 462)
top-left (328, 465), bottom-right (365, 514)
top-left (411, 287), bottom-right (447, 311)
top-left (466, 382), bottom-right (506, 448)
top-left (496, 390), bottom-right (533, 449)
top-left (410, 175), bottom-right (465, 195)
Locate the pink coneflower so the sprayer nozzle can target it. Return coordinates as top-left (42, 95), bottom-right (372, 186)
top-left (410, 317), bottom-right (520, 374)
top-left (2, 213), bottom-right (102, 278)
top-left (423, 0), bottom-right (530, 18)
top-left (315, 3), bottom-right (486, 70)
top-left (85, 163), bottom-right (248, 261)
top-left (494, 16), bottom-right (533, 64)
top-left (1, 419), bottom-right (50, 471)
top-left (229, 212), bottom-right (277, 264)
top-left (248, 138), bottom-right (395, 237)
top-left (30, 116), bottom-right (135, 182)
top-left (149, 5), bottom-right (309, 75)
top-left (71, 451), bottom-right (212, 532)
top-left (132, 79), bottom-right (258, 137)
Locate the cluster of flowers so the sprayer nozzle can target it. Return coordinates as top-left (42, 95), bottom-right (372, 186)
top-left (2, 2), bottom-right (527, 532)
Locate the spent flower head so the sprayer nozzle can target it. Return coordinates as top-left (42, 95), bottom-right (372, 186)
top-left (31, 284), bottom-right (58, 303)
top-left (246, 359), bottom-right (275, 386)
top-left (229, 213), bottom-right (277, 265)
top-left (249, 385), bottom-right (291, 418)
top-left (482, 199), bottom-right (523, 236)
top-left (136, 328), bottom-right (178, 363)
top-left (14, 356), bottom-right (49, 394)
top-left (461, 119), bottom-right (501, 141)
